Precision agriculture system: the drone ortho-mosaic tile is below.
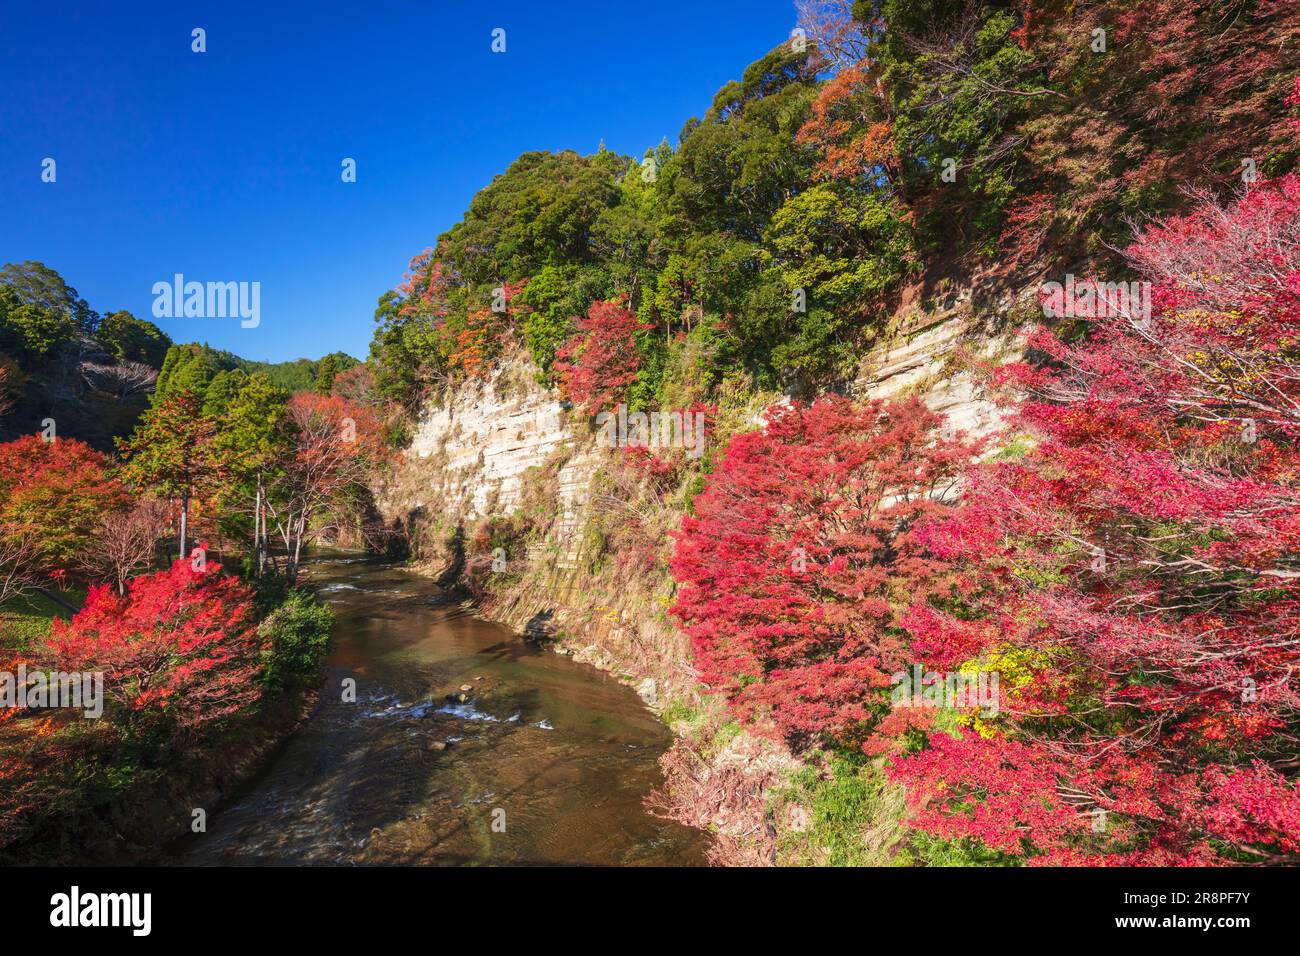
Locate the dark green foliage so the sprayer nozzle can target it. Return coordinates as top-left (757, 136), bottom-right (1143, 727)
top-left (246, 351), bottom-right (357, 394)
top-left (0, 284), bottom-right (77, 361)
top-left (366, 42), bottom-right (910, 399)
top-left (860, 0), bottom-right (1300, 270)
top-left (517, 266), bottom-right (602, 380)
top-left (438, 150), bottom-right (624, 287)
top-left (668, 44), bottom-right (821, 241)
top-left (315, 354), bottom-right (338, 393)
top-left (877, 3), bottom-right (1037, 255)
top-left (153, 342), bottom-right (357, 407)
top-left (257, 589), bottom-right (334, 692)
top-left (96, 311), bottom-right (172, 368)
top-left (367, 2), bottom-right (1299, 410)
top-left (369, 288), bottom-right (429, 406)
top-left (0, 261), bottom-right (98, 335)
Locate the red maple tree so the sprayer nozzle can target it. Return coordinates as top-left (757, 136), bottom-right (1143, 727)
top-left (889, 175), bottom-right (1300, 864)
top-left (47, 551), bottom-right (264, 741)
top-left (0, 434), bottom-right (128, 573)
top-left (269, 393), bottom-right (387, 581)
top-left (554, 299), bottom-right (649, 413)
top-left (671, 394), bottom-right (976, 748)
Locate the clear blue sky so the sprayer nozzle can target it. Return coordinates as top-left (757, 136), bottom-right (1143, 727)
top-left (0, 1), bottom-right (798, 363)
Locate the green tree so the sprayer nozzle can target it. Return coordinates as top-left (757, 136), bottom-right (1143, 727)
top-left (369, 287), bottom-right (444, 408)
top-left (153, 343), bottom-right (228, 405)
top-left (0, 284), bottom-right (77, 361)
top-left (211, 372), bottom-right (291, 574)
top-left (0, 261), bottom-right (98, 333)
top-left (96, 310), bottom-right (172, 367)
top-left (438, 150), bottom-right (623, 287)
top-left (668, 44), bottom-right (821, 240)
top-left (516, 265), bottom-right (607, 380)
top-left (315, 354), bottom-right (338, 394)
top-left (117, 390), bottom-right (218, 560)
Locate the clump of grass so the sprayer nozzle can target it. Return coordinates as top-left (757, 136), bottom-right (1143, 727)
top-left (772, 750), bottom-right (909, 867)
top-left (0, 589), bottom-right (82, 651)
top-left (899, 831), bottom-right (1017, 867)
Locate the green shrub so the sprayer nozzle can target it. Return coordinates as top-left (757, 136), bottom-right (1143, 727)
top-left (258, 589), bottom-right (334, 692)
top-left (902, 831), bottom-right (1017, 868)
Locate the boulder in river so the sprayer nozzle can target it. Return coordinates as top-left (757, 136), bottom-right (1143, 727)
top-left (636, 678), bottom-right (658, 708)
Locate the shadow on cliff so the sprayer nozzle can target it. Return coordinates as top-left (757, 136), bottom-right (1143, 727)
top-left (522, 608), bottom-right (556, 646)
top-left (434, 523), bottom-right (465, 589)
top-left (360, 499), bottom-right (419, 561)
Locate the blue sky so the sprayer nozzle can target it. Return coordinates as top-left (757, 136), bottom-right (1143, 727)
top-left (0, 1), bottom-right (798, 363)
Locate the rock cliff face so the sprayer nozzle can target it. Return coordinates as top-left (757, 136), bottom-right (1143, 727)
top-left (406, 368), bottom-right (570, 518)
top-left (852, 302), bottom-right (1022, 440)
top-left (391, 306), bottom-right (1020, 557)
top-left (387, 352), bottom-right (598, 568)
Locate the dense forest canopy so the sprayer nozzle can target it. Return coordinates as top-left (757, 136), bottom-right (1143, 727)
top-left (0, 258), bottom-right (359, 448)
top-left (367, 0), bottom-right (1300, 411)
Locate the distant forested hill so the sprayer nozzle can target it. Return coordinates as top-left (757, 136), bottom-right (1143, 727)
top-left (0, 260), bottom-right (357, 448)
top-left (159, 345), bottom-right (359, 396)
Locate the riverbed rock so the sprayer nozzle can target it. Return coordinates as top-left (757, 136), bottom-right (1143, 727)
top-left (636, 678), bottom-right (658, 708)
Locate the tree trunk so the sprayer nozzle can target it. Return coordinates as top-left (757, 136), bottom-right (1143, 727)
top-left (288, 514), bottom-right (306, 584)
top-left (259, 501), bottom-right (270, 575)
top-left (178, 490), bottom-right (189, 561)
top-left (253, 478), bottom-right (263, 577)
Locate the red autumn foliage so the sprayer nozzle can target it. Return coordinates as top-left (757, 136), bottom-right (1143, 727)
top-left (446, 281), bottom-right (529, 379)
top-left (670, 395), bottom-right (976, 748)
top-left (394, 247), bottom-right (452, 321)
top-left (554, 299), bottom-right (649, 413)
top-left (998, 191), bottom-right (1054, 271)
top-left (46, 550), bottom-right (264, 740)
top-left (888, 175), bottom-right (1300, 864)
top-left (617, 402), bottom-right (717, 486)
top-left (448, 307), bottom-right (498, 379)
top-left (620, 445), bottom-right (677, 482)
top-left (796, 65), bottom-right (896, 184)
top-left (272, 393), bottom-right (388, 579)
top-left (0, 434), bottom-right (128, 573)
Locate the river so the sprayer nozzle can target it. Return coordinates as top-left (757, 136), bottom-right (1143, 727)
top-left (175, 554), bottom-right (708, 865)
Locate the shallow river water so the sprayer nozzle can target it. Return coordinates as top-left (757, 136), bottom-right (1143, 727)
top-left (176, 554), bottom-right (708, 866)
